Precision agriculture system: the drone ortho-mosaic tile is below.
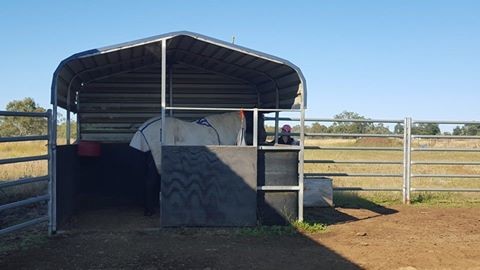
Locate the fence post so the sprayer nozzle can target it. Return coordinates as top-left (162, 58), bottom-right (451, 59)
top-left (47, 109), bottom-right (54, 235)
top-left (402, 117), bottom-right (412, 204)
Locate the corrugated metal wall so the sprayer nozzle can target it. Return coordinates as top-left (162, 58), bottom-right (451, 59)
top-left (79, 63), bottom-right (258, 142)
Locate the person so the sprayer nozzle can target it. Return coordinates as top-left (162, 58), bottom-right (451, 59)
top-left (274, 124), bottom-right (298, 145)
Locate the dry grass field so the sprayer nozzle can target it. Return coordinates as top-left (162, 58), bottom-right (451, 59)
top-left (0, 141), bottom-right (48, 204)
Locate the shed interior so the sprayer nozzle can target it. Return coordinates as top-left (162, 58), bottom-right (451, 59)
top-left (52, 32), bottom-right (306, 229)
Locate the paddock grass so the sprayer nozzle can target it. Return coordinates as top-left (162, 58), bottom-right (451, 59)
top-left (0, 141), bottom-right (48, 204)
top-left (1, 138), bottom-right (480, 205)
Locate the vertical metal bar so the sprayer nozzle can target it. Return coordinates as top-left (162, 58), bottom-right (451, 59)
top-left (160, 39), bottom-right (167, 225)
top-left (274, 112), bottom-right (279, 144)
top-left (47, 109), bottom-right (53, 235)
top-left (402, 118), bottom-right (408, 203)
top-left (169, 65), bottom-right (173, 117)
top-left (52, 98), bottom-right (58, 233)
top-left (66, 87), bottom-right (71, 145)
top-left (161, 39), bottom-right (167, 144)
top-left (253, 108), bottom-right (258, 147)
top-left (66, 110), bottom-right (71, 145)
top-left (405, 117), bottom-right (412, 204)
top-left (298, 104), bottom-right (305, 222)
top-left (76, 91), bottom-right (80, 141)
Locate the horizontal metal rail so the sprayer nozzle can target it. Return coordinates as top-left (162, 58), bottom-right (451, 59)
top-left (0, 135), bottom-right (49, 143)
top-left (0, 195), bottom-right (49, 212)
top-left (333, 187), bottom-right (403, 191)
top-left (165, 106), bottom-right (301, 112)
top-left (265, 117), bottom-right (403, 123)
top-left (414, 120), bottom-right (480, 125)
top-left (305, 146), bottom-right (403, 151)
top-left (266, 132), bottom-right (301, 136)
top-left (305, 173), bottom-right (403, 178)
top-left (0, 155), bottom-right (48, 165)
top-left (0, 111), bottom-right (50, 117)
top-left (0, 216), bottom-right (49, 236)
top-left (412, 147), bottom-right (480, 152)
top-left (411, 188), bottom-right (480, 192)
top-left (413, 135), bottom-right (480, 139)
top-left (305, 160), bottom-right (403, 165)
top-left (305, 133), bottom-right (403, 138)
top-left (0, 176), bottom-right (49, 189)
top-left (412, 161), bottom-right (480, 165)
top-left (258, 145), bottom-right (301, 150)
top-left (257, 186), bottom-right (300, 191)
top-left (412, 174), bottom-right (480, 178)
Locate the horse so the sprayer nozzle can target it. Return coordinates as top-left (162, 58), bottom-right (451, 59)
top-left (130, 111), bottom-right (265, 215)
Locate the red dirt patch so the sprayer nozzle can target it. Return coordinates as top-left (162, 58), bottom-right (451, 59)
top-left (1, 205), bottom-right (479, 270)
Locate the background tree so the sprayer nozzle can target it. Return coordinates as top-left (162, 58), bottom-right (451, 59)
top-left (453, 124), bottom-right (480, 136)
top-left (309, 122), bottom-right (329, 133)
top-left (412, 123), bottom-right (441, 135)
top-left (0, 98), bottom-right (47, 136)
top-left (329, 111), bottom-right (391, 134)
top-left (329, 111), bottom-right (370, 134)
top-left (394, 123), bottom-right (404, 134)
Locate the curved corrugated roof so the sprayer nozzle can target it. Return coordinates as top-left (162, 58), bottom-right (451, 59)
top-left (52, 31), bottom-right (307, 112)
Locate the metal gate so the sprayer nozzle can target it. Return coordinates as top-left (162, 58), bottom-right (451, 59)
top-left (267, 116), bottom-right (480, 203)
top-left (0, 110), bottom-right (55, 235)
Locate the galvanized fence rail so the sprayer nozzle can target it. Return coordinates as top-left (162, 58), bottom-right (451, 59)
top-left (409, 119), bottom-right (480, 199)
top-left (0, 110), bottom-right (54, 236)
top-left (266, 116), bottom-right (480, 203)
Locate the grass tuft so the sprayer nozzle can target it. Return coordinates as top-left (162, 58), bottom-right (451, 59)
top-left (238, 220), bottom-right (327, 236)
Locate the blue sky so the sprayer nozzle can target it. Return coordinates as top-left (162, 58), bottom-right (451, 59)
top-left (0, 0), bottom-right (479, 121)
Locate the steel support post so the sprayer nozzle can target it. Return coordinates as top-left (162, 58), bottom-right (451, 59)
top-left (402, 117), bottom-right (412, 204)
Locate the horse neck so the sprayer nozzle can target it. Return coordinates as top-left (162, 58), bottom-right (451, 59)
top-left (206, 112), bottom-right (241, 145)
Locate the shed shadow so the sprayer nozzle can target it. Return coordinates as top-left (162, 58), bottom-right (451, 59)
top-left (54, 144), bottom-right (362, 269)
top-left (305, 192), bottom-right (398, 226)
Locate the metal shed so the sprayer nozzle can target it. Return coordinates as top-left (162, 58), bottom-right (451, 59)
top-left (51, 31), bottom-right (307, 230)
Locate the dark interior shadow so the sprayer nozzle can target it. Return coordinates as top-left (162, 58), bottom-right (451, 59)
top-left (53, 144), bottom-right (363, 269)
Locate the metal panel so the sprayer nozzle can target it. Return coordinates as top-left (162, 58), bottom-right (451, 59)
top-left (161, 146), bottom-right (257, 227)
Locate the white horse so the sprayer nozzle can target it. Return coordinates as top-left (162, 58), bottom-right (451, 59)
top-left (129, 111), bottom-right (247, 173)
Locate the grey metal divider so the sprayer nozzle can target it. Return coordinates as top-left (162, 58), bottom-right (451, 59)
top-left (0, 110), bottom-right (52, 236)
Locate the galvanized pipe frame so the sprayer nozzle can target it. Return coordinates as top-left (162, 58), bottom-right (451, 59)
top-left (296, 116), bottom-right (480, 201)
top-left (0, 176), bottom-right (49, 189)
top-left (410, 119), bottom-right (480, 193)
top-left (51, 89), bottom-right (58, 235)
top-left (158, 39), bottom-right (306, 222)
top-left (264, 116), bottom-right (407, 203)
top-left (0, 110), bottom-right (53, 236)
top-left (0, 155), bottom-right (48, 165)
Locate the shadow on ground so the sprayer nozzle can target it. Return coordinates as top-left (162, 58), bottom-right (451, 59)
top-left (305, 193), bottom-right (398, 226)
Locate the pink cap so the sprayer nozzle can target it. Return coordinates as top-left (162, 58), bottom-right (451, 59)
top-left (281, 124), bottom-right (292, 133)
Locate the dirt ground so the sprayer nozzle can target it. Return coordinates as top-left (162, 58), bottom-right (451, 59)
top-left (1, 204), bottom-right (479, 270)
